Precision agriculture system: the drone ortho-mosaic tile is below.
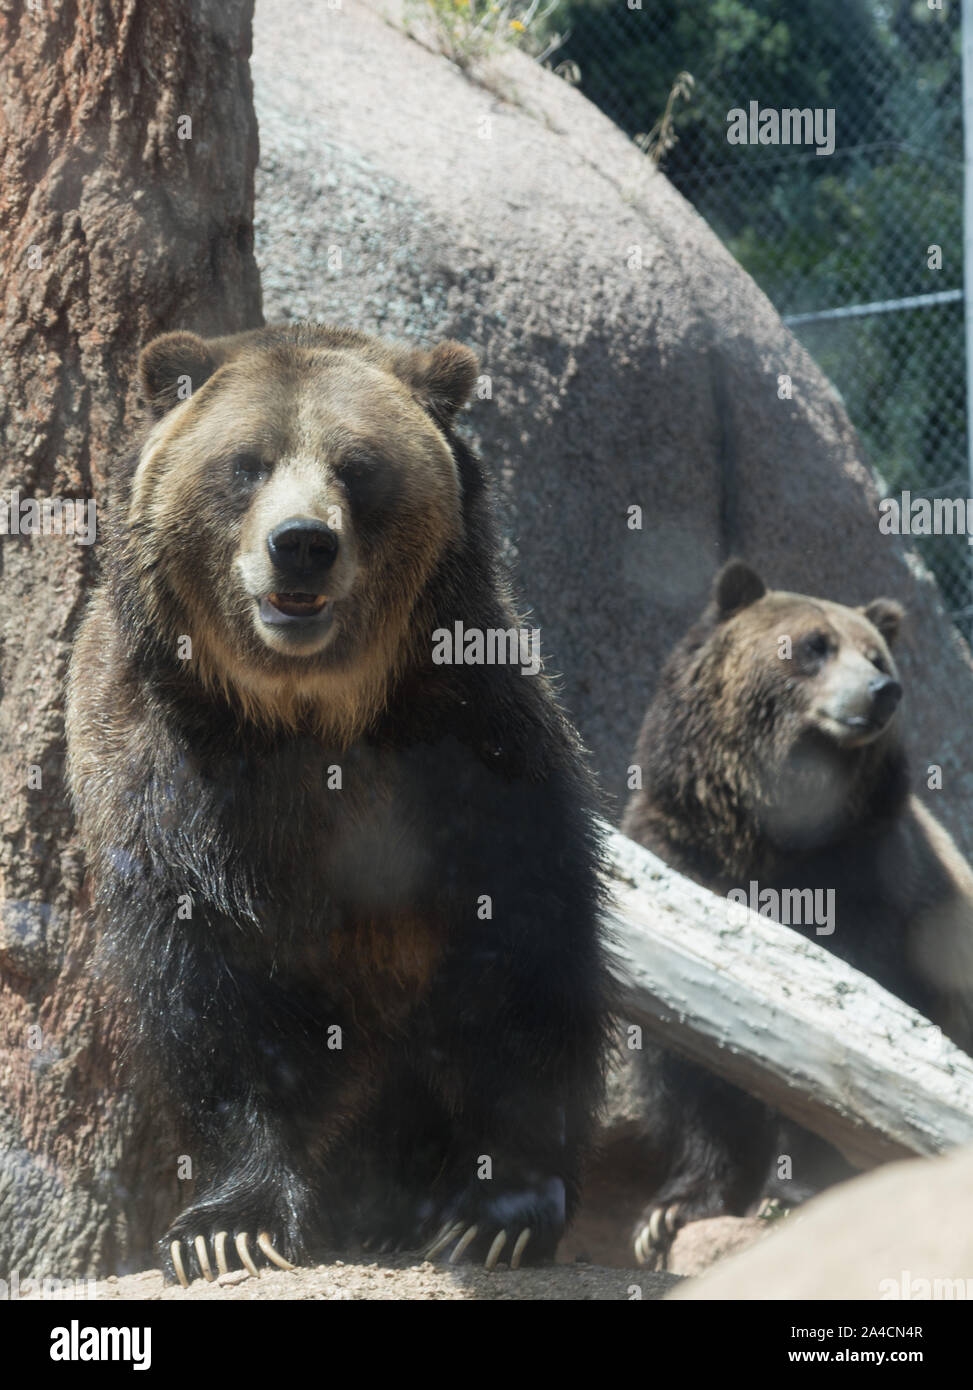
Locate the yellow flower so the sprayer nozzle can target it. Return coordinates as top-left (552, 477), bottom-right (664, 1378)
top-left (510, 17), bottom-right (525, 28)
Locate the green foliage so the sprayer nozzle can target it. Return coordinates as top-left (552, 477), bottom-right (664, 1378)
top-left (551, 0), bottom-right (891, 163)
top-left (547, 0), bottom-right (968, 618)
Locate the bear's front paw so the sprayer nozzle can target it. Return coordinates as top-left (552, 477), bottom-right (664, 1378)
top-left (419, 1175), bottom-right (567, 1270)
top-left (165, 1227), bottom-right (295, 1288)
top-left (162, 1207), bottom-right (302, 1288)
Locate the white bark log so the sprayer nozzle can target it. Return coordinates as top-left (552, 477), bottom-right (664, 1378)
top-left (604, 826), bottom-right (973, 1167)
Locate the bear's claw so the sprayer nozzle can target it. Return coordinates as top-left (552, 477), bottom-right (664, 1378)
top-left (171, 1240), bottom-right (189, 1289)
top-left (510, 1227), bottom-right (532, 1268)
top-left (448, 1224), bottom-right (479, 1263)
top-left (257, 1232), bottom-right (295, 1269)
top-left (170, 1229), bottom-right (294, 1288)
top-left (423, 1221), bottom-right (532, 1269)
top-left (194, 1235), bottom-right (215, 1281)
top-left (633, 1202), bottom-right (682, 1269)
top-left (424, 1221), bottom-right (464, 1259)
top-left (484, 1230), bottom-right (507, 1270)
top-left (235, 1231), bottom-right (260, 1278)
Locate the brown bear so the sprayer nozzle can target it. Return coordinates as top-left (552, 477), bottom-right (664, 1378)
top-left (66, 323), bottom-right (611, 1284)
top-left (621, 559), bottom-right (973, 1266)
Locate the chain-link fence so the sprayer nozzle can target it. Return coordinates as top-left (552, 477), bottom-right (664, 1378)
top-left (537, 0), bottom-right (970, 634)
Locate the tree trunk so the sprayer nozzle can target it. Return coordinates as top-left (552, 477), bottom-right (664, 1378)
top-left (0, 0), bottom-right (262, 1278)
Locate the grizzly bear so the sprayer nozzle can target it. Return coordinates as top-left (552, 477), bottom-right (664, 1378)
top-left (621, 559), bottom-right (973, 1266)
top-left (66, 323), bottom-right (611, 1284)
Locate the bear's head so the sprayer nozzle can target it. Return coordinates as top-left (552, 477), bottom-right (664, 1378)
top-left (705, 560), bottom-right (904, 754)
top-left (631, 560), bottom-right (911, 865)
top-left (126, 324), bottom-right (479, 736)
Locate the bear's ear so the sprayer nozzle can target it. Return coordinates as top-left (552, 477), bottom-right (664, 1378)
top-left (398, 341), bottom-right (479, 429)
top-left (138, 331), bottom-right (219, 417)
top-left (863, 597), bottom-right (904, 646)
top-left (714, 560), bottom-right (766, 618)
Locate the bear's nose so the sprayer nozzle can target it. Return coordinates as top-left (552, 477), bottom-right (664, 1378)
top-left (267, 517), bottom-right (339, 578)
top-left (869, 675), bottom-right (902, 723)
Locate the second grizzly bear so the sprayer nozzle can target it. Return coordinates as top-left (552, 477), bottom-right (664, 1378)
top-left (67, 323), bottom-right (611, 1283)
top-left (622, 560), bottom-right (973, 1265)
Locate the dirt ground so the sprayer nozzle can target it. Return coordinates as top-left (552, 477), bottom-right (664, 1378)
top-left (80, 1256), bottom-right (679, 1301)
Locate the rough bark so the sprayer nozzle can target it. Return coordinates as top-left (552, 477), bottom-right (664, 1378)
top-left (0, 0), bottom-right (262, 1278)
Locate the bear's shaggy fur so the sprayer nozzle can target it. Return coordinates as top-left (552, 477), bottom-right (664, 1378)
top-left (621, 560), bottom-right (973, 1264)
top-left (67, 323), bottom-right (611, 1281)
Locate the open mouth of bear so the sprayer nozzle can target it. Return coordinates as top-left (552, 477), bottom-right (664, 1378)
top-left (818, 711), bottom-right (887, 742)
top-left (258, 593), bottom-right (332, 626)
top-left (843, 714), bottom-right (883, 731)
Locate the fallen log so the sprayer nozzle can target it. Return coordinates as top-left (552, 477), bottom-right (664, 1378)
top-left (604, 826), bottom-right (973, 1168)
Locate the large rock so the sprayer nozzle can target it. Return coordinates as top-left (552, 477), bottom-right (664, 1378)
top-left (253, 0), bottom-right (973, 852)
top-left (672, 1143), bottom-right (973, 1300)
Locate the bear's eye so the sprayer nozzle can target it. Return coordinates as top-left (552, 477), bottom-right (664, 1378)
top-left (231, 452), bottom-right (270, 485)
top-left (333, 449), bottom-right (401, 521)
top-left (870, 651), bottom-right (889, 674)
top-left (801, 632), bottom-right (830, 661)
